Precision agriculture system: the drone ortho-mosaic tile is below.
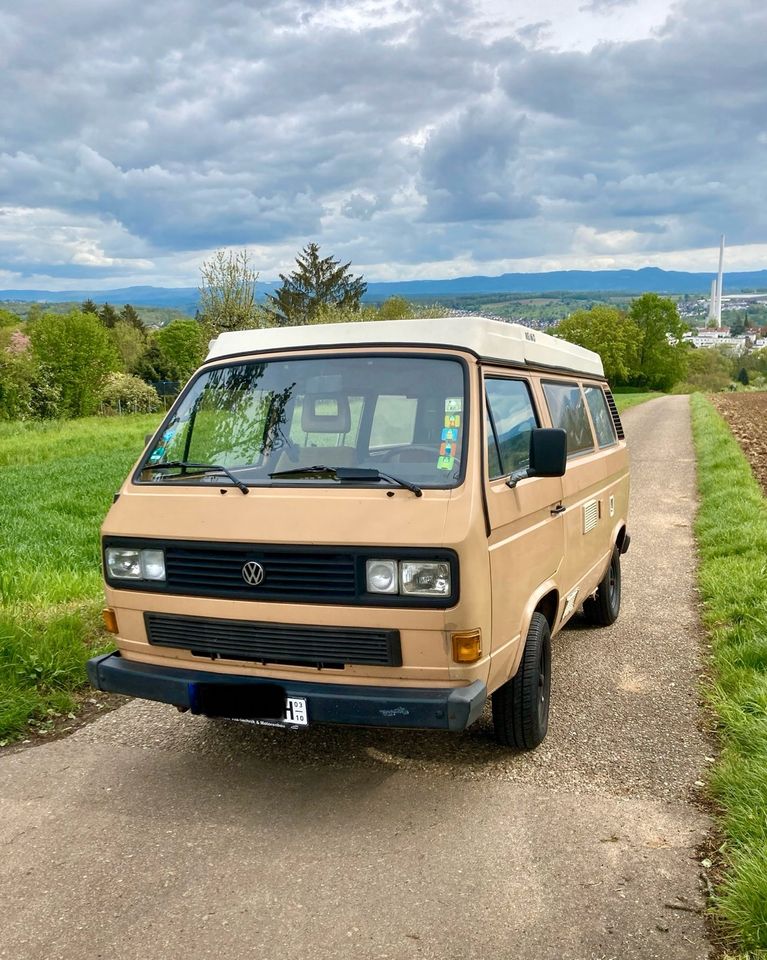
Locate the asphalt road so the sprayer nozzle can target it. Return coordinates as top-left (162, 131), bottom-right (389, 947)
top-left (0, 396), bottom-right (712, 960)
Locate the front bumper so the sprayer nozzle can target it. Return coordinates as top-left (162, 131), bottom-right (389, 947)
top-left (87, 652), bottom-right (487, 732)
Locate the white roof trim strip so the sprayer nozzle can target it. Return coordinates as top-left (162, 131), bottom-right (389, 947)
top-left (205, 316), bottom-right (604, 378)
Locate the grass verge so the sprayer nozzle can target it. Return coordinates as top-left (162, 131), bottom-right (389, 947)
top-left (612, 390), bottom-right (664, 414)
top-left (0, 414), bottom-right (159, 743)
top-left (690, 393), bottom-right (767, 955)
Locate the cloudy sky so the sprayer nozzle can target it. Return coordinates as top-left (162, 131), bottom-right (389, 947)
top-left (1, 0), bottom-right (765, 289)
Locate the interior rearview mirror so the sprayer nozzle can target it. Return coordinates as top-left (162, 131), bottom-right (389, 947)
top-left (507, 428), bottom-right (567, 488)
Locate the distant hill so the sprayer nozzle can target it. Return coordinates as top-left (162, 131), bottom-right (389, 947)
top-left (0, 286), bottom-right (202, 315)
top-left (0, 298), bottom-right (193, 328)
top-left (2, 267), bottom-right (766, 312)
top-left (364, 267), bottom-right (767, 299)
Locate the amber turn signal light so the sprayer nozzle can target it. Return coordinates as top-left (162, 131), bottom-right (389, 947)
top-left (451, 629), bottom-right (482, 663)
top-left (102, 608), bottom-right (118, 634)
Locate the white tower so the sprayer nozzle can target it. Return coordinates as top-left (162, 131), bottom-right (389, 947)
top-left (715, 234), bottom-right (725, 329)
top-left (707, 234), bottom-right (725, 328)
top-left (707, 279), bottom-right (718, 324)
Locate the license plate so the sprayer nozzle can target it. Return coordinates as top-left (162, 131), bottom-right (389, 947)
top-left (233, 697), bottom-right (308, 729)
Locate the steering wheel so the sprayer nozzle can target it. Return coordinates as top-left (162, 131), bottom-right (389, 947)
top-left (380, 446), bottom-right (461, 475)
top-left (380, 444), bottom-right (437, 463)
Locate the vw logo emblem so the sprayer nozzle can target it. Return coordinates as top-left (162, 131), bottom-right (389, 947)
top-left (241, 561), bottom-right (265, 586)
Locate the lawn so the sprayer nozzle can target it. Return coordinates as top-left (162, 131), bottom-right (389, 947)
top-left (0, 414), bottom-right (160, 742)
top-left (690, 394), bottom-right (767, 955)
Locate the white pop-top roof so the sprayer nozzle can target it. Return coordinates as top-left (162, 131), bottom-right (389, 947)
top-left (206, 316), bottom-right (604, 378)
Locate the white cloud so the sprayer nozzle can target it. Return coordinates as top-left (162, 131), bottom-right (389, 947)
top-left (0, 0), bottom-right (765, 288)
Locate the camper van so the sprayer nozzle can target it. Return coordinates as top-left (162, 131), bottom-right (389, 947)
top-left (88, 317), bottom-right (630, 749)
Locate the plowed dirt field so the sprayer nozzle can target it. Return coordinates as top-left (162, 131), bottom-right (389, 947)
top-left (711, 392), bottom-right (767, 494)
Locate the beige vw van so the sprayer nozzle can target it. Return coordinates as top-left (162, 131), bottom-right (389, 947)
top-left (89, 317), bottom-right (629, 749)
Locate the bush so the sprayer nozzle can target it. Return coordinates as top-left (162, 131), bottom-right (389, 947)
top-left (0, 351), bottom-right (33, 420)
top-left (29, 310), bottom-right (120, 417)
top-left (100, 372), bottom-right (160, 414)
top-left (0, 334), bottom-right (61, 421)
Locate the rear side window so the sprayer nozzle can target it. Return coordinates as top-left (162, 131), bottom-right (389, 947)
top-left (485, 378), bottom-right (538, 479)
top-left (542, 382), bottom-right (594, 457)
top-left (583, 386), bottom-right (617, 448)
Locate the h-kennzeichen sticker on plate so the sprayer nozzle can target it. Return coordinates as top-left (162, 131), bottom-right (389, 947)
top-left (232, 697), bottom-right (309, 729)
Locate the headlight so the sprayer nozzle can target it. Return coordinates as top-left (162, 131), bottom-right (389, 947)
top-left (105, 547), bottom-right (166, 582)
top-left (140, 549), bottom-right (166, 581)
top-left (400, 560), bottom-right (451, 597)
top-left (365, 559), bottom-right (398, 594)
top-left (365, 558), bottom-right (452, 597)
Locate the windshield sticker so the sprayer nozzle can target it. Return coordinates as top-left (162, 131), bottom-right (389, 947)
top-left (439, 440), bottom-right (454, 457)
top-left (437, 455), bottom-right (455, 471)
top-left (444, 414), bottom-right (460, 429)
top-left (148, 446), bottom-right (165, 463)
top-left (445, 398), bottom-right (462, 413)
top-left (441, 427), bottom-right (459, 442)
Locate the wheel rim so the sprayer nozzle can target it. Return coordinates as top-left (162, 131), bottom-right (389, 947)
top-left (608, 557), bottom-right (619, 607)
top-left (537, 647), bottom-right (548, 726)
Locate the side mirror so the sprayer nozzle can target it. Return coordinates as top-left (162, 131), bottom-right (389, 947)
top-left (507, 428), bottom-right (567, 488)
top-left (144, 433), bottom-right (154, 447)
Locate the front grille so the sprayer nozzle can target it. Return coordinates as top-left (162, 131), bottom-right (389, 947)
top-left (104, 539), bottom-right (459, 608)
top-left (145, 612), bottom-right (401, 668)
top-left (164, 545), bottom-right (357, 602)
top-left (603, 389), bottom-right (625, 439)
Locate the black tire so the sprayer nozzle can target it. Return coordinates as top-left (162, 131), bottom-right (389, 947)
top-left (492, 612), bottom-right (551, 749)
top-left (583, 546), bottom-right (621, 626)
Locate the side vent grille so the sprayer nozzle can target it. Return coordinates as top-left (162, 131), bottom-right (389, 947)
top-left (583, 499), bottom-right (599, 534)
top-left (603, 389), bottom-right (625, 439)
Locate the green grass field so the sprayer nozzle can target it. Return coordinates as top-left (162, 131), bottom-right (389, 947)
top-left (612, 390), bottom-right (663, 413)
top-left (0, 414), bottom-right (160, 741)
top-left (690, 395), bottom-right (767, 955)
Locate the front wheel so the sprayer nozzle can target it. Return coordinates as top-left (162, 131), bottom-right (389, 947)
top-left (583, 546), bottom-right (621, 626)
top-left (492, 612), bottom-right (551, 750)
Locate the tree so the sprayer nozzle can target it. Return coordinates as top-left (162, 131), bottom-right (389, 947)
top-left (738, 346), bottom-right (767, 376)
top-left (377, 296), bottom-right (413, 320)
top-left (308, 302), bottom-right (378, 325)
top-left (0, 337), bottom-right (61, 421)
top-left (110, 321), bottom-right (147, 374)
top-left (198, 248), bottom-right (263, 338)
top-left (29, 310), bottom-right (119, 417)
top-left (119, 303), bottom-right (145, 331)
top-left (0, 307), bottom-right (21, 327)
top-left (729, 314), bottom-right (746, 337)
top-left (265, 243), bottom-right (367, 326)
top-left (553, 306), bottom-right (641, 385)
top-left (629, 294), bottom-right (689, 391)
top-left (134, 339), bottom-right (181, 384)
top-left (81, 299), bottom-right (99, 315)
top-left (155, 319), bottom-right (206, 383)
top-left (683, 347), bottom-right (732, 392)
top-left (99, 302), bottom-right (120, 329)
top-left (0, 330), bottom-right (35, 419)
top-left (737, 366), bottom-right (750, 386)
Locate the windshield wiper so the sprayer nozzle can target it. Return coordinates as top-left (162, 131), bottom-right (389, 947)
top-left (268, 465), bottom-right (422, 498)
top-left (145, 460), bottom-right (249, 495)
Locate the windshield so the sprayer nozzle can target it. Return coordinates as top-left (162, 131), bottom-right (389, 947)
top-left (138, 354), bottom-right (466, 489)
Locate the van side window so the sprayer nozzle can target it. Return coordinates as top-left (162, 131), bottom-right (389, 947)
top-left (583, 386), bottom-right (617, 448)
top-left (485, 408), bottom-right (503, 478)
top-left (485, 378), bottom-right (538, 479)
top-left (542, 382), bottom-right (594, 456)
